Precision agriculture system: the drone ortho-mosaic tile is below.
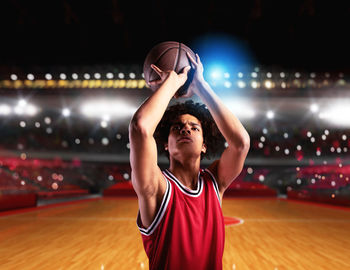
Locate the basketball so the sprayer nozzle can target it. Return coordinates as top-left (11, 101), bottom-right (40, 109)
top-left (143, 41), bottom-right (196, 96)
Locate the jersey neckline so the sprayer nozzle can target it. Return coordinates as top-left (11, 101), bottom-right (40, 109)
top-left (163, 169), bottom-right (203, 197)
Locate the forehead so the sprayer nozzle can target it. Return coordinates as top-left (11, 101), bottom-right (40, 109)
top-left (172, 114), bottom-right (201, 126)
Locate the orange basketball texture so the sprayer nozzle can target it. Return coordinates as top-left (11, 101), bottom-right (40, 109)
top-left (143, 41), bottom-right (196, 96)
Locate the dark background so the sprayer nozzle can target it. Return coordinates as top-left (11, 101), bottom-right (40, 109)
top-left (0, 0), bottom-right (349, 72)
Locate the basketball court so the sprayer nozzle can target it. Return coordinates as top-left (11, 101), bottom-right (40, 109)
top-left (1, 197), bottom-right (349, 270)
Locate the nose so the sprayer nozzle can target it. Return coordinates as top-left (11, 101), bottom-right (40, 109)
top-left (180, 125), bottom-right (191, 135)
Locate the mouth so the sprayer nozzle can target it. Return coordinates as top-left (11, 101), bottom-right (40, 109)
top-left (177, 137), bottom-right (193, 143)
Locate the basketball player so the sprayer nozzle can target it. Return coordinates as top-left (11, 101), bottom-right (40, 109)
top-left (129, 53), bottom-right (250, 269)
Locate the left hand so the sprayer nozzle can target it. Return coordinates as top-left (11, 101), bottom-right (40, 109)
top-left (179, 52), bottom-right (206, 98)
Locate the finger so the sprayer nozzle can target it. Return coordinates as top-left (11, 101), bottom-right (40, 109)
top-left (181, 66), bottom-right (191, 74)
top-left (149, 79), bottom-right (162, 86)
top-left (196, 53), bottom-right (201, 63)
top-left (151, 64), bottom-right (163, 77)
top-left (186, 52), bottom-right (197, 66)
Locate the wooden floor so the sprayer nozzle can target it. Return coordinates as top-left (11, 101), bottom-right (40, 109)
top-left (0, 197), bottom-right (350, 270)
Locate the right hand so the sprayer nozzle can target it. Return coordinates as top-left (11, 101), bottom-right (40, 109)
top-left (149, 64), bottom-right (191, 91)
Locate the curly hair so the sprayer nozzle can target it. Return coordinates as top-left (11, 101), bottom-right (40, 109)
top-left (154, 100), bottom-right (225, 159)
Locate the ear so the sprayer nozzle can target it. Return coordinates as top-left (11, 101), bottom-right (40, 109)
top-left (201, 143), bottom-right (207, 154)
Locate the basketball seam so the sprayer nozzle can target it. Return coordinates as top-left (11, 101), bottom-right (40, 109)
top-left (173, 42), bottom-right (181, 72)
top-left (147, 43), bottom-right (179, 81)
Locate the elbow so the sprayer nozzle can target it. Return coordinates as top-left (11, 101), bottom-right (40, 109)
top-left (129, 116), bottom-right (153, 138)
top-left (242, 134), bottom-right (250, 150)
top-left (234, 134), bottom-right (250, 152)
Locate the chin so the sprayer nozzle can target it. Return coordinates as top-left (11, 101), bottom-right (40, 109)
top-left (171, 148), bottom-right (202, 159)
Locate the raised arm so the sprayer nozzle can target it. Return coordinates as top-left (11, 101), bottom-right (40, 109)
top-left (129, 65), bottom-right (190, 227)
top-left (186, 53), bottom-right (250, 197)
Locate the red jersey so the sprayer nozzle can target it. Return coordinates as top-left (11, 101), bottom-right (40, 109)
top-left (137, 168), bottom-right (225, 270)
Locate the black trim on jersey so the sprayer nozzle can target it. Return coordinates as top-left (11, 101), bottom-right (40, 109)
top-left (137, 176), bottom-right (172, 236)
top-left (204, 169), bottom-right (221, 205)
top-left (163, 169), bottom-right (203, 197)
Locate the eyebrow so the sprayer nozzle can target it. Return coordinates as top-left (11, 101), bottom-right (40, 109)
top-left (171, 121), bottom-right (201, 128)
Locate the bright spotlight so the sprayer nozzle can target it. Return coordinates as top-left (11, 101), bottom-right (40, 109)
top-left (26, 105), bottom-right (38, 116)
top-left (106, 72), bottom-right (114, 79)
top-left (62, 108), bottom-right (71, 117)
top-left (224, 81), bottom-right (232, 88)
top-left (251, 81), bottom-right (259, 88)
top-left (264, 80), bottom-right (273, 89)
top-left (224, 99), bottom-right (255, 119)
top-left (310, 104), bottom-right (319, 113)
top-left (237, 81), bottom-right (246, 88)
top-left (266, 110), bottom-right (274, 119)
top-left (81, 100), bottom-right (137, 119)
top-left (14, 102), bottom-right (38, 116)
top-left (0, 104), bottom-right (11, 115)
top-left (319, 102), bottom-right (350, 126)
top-left (251, 72), bottom-right (258, 78)
top-left (192, 34), bottom-right (255, 82)
top-left (18, 99), bottom-right (27, 107)
top-left (210, 67), bottom-right (223, 80)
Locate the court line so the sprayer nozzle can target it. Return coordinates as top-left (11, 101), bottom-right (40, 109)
top-left (2, 216), bottom-right (350, 223)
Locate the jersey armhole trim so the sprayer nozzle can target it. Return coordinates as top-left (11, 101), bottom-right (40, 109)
top-left (204, 168), bottom-right (222, 206)
top-left (137, 175), bottom-right (172, 236)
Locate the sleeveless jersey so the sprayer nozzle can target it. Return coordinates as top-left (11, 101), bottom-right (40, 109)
top-left (137, 168), bottom-right (225, 270)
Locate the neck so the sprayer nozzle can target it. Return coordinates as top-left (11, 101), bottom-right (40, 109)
top-left (168, 156), bottom-right (201, 190)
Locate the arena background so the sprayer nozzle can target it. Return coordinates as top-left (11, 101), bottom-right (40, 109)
top-left (0, 1), bottom-right (350, 269)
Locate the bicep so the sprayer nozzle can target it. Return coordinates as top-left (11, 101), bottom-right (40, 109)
top-left (129, 128), bottom-right (163, 197)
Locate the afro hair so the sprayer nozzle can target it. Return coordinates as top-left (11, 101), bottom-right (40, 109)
top-left (154, 100), bottom-right (225, 159)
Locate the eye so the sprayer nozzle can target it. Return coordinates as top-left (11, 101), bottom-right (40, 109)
top-left (172, 125), bottom-right (180, 130)
top-left (192, 127), bottom-right (199, 131)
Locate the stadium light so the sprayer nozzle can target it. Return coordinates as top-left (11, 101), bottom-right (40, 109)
top-left (224, 99), bottom-right (255, 119)
top-left (318, 101), bottom-right (350, 126)
top-left (18, 99), bottom-right (27, 107)
top-left (14, 101), bottom-right (38, 116)
top-left (106, 72), bottom-right (114, 79)
top-left (0, 104), bottom-right (11, 115)
top-left (310, 104), bottom-right (319, 113)
top-left (224, 81), bottom-right (232, 88)
top-left (237, 80), bottom-right (246, 88)
top-left (266, 110), bottom-right (274, 119)
top-left (81, 100), bottom-right (137, 119)
top-left (264, 80), bottom-right (273, 89)
top-left (210, 67), bottom-right (223, 80)
top-left (62, 108), bottom-right (71, 117)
